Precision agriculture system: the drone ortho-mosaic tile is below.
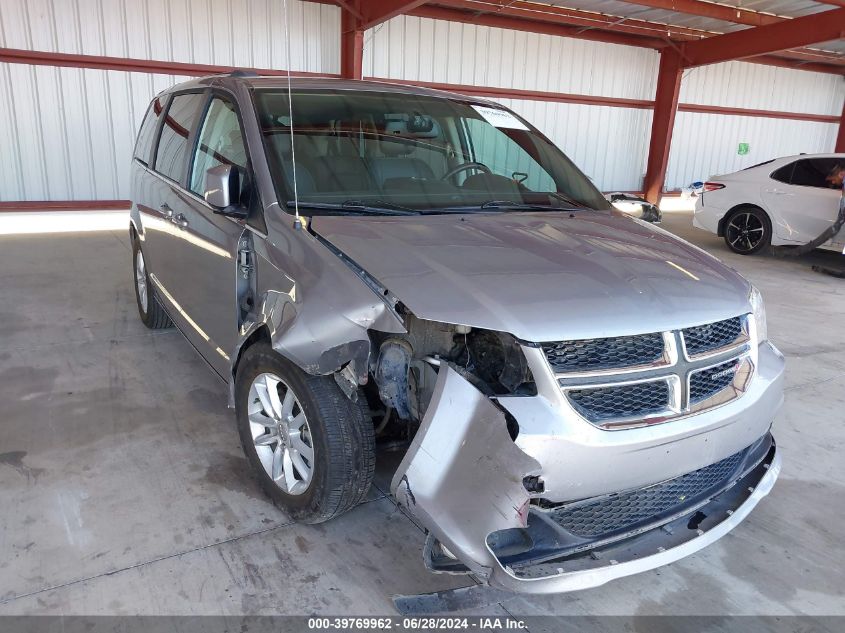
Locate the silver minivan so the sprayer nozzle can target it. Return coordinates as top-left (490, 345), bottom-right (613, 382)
top-left (130, 73), bottom-right (784, 596)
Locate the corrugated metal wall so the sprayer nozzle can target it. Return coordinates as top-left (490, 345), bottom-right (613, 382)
top-left (678, 61), bottom-right (844, 116)
top-left (363, 15), bottom-right (658, 191)
top-left (1, 2), bottom-right (843, 201)
top-left (363, 15), bottom-right (658, 100)
top-left (665, 62), bottom-right (844, 188)
top-left (0, 66), bottom-right (193, 201)
top-left (0, 0), bottom-right (339, 201)
top-left (0, 0), bottom-right (339, 71)
top-left (665, 113), bottom-right (839, 189)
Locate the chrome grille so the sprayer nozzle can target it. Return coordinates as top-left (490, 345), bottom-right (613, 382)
top-left (567, 381), bottom-right (669, 423)
top-left (544, 314), bottom-right (752, 429)
top-left (548, 447), bottom-right (747, 538)
top-left (542, 333), bottom-right (664, 373)
top-left (690, 358), bottom-right (740, 404)
top-left (682, 316), bottom-right (744, 357)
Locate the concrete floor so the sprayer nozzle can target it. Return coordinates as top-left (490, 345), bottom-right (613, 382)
top-left (0, 211), bottom-right (843, 616)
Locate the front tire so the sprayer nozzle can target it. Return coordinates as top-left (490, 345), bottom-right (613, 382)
top-left (132, 238), bottom-right (173, 329)
top-left (723, 206), bottom-right (771, 255)
top-left (235, 343), bottom-right (375, 523)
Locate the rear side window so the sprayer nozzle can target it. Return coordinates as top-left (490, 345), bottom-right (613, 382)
top-left (133, 97), bottom-right (164, 165)
top-left (154, 93), bottom-right (205, 183)
top-left (770, 162), bottom-right (794, 184)
top-left (791, 158), bottom-right (844, 189)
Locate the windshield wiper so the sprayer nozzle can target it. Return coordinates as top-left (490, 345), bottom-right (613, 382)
top-left (480, 199), bottom-right (543, 209)
top-left (440, 199), bottom-right (583, 212)
top-left (437, 193), bottom-right (591, 214)
top-left (285, 200), bottom-right (419, 215)
top-left (548, 191), bottom-right (589, 209)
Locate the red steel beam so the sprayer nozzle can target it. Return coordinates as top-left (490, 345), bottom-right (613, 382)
top-left (676, 103), bottom-right (839, 123)
top-left (643, 49), bottom-right (684, 203)
top-left (413, 2), bottom-right (845, 73)
top-left (774, 48), bottom-right (845, 66)
top-left (361, 1), bottom-right (429, 29)
top-left (340, 1), bottom-right (364, 79)
top-left (410, 5), bottom-right (668, 48)
top-left (340, 1), bottom-right (428, 77)
top-left (619, 0), bottom-right (782, 27)
top-left (429, 0), bottom-right (710, 40)
top-left (0, 200), bottom-right (130, 211)
top-left (745, 54), bottom-right (845, 76)
top-left (333, 0), bottom-right (363, 20)
top-left (365, 77), bottom-right (656, 108)
top-left (680, 8), bottom-right (845, 67)
top-left (0, 47), bottom-right (336, 77)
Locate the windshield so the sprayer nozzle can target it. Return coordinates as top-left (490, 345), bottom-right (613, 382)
top-left (255, 89), bottom-right (611, 214)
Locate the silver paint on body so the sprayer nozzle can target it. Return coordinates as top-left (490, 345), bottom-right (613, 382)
top-left (130, 76), bottom-right (785, 595)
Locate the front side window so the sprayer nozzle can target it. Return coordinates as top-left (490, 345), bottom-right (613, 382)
top-left (154, 92), bottom-right (205, 183)
top-left (134, 96), bottom-right (164, 165)
top-left (190, 97), bottom-right (248, 199)
top-left (255, 90), bottom-right (610, 214)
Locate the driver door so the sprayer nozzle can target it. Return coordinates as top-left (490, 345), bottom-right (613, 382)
top-left (165, 94), bottom-right (255, 376)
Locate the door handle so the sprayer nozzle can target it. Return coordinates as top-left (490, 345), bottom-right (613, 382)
top-left (159, 203), bottom-right (173, 218)
top-left (764, 188), bottom-right (790, 196)
top-left (172, 213), bottom-right (189, 229)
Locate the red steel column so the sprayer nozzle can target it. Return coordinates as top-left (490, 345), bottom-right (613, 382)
top-left (643, 48), bottom-right (683, 204)
top-left (340, 2), bottom-right (364, 80)
top-left (836, 98), bottom-right (845, 153)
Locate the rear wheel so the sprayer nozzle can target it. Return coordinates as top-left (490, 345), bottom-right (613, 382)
top-left (132, 238), bottom-right (172, 329)
top-left (723, 207), bottom-right (771, 255)
top-left (235, 343), bottom-right (375, 523)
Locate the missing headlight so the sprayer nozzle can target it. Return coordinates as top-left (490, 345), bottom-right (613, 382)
top-left (450, 328), bottom-right (536, 396)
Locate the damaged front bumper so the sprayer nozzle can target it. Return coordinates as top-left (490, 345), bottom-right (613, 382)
top-left (391, 364), bottom-right (781, 595)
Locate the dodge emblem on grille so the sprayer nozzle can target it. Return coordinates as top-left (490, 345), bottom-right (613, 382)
top-left (711, 364), bottom-right (739, 381)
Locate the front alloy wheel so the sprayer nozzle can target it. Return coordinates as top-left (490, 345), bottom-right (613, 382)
top-left (248, 373), bottom-right (315, 496)
top-left (235, 343), bottom-right (375, 523)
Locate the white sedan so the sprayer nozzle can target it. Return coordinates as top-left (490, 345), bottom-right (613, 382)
top-left (693, 153), bottom-right (844, 255)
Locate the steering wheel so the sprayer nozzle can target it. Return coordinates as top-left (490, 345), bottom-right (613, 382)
top-left (441, 161), bottom-right (492, 181)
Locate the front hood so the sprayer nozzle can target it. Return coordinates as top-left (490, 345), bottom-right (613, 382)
top-left (311, 211), bottom-right (751, 342)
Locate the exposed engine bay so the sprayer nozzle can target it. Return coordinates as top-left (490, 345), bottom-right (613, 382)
top-left (365, 314), bottom-right (534, 441)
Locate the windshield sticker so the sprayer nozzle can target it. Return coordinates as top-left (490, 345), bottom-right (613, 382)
top-left (472, 105), bottom-right (529, 131)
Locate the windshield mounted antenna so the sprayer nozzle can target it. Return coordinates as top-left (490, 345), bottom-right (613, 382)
top-left (282, 0), bottom-right (302, 230)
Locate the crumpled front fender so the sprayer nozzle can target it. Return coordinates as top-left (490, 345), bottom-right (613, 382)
top-left (390, 365), bottom-right (541, 578)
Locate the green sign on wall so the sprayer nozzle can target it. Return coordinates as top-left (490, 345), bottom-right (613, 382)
top-left (738, 142), bottom-right (750, 156)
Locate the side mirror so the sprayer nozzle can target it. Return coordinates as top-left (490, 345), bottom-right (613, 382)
top-left (204, 165), bottom-right (247, 218)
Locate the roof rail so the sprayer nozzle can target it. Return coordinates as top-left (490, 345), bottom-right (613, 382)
top-left (228, 69), bottom-right (260, 78)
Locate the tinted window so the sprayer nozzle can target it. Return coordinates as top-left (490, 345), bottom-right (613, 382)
top-left (133, 97), bottom-right (164, 165)
top-left (791, 158), bottom-right (844, 189)
top-left (190, 98), bottom-right (248, 199)
top-left (770, 162), bottom-right (794, 184)
top-left (154, 93), bottom-right (205, 183)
